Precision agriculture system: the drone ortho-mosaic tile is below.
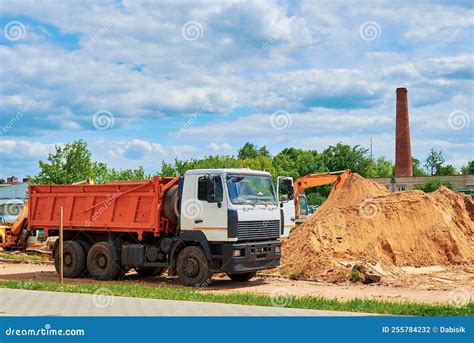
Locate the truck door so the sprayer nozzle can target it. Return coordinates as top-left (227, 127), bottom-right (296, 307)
top-left (277, 176), bottom-right (295, 238)
top-left (192, 174), bottom-right (228, 241)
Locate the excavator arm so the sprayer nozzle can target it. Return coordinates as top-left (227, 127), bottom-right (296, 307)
top-left (294, 169), bottom-right (351, 218)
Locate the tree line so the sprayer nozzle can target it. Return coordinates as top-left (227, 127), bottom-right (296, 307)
top-left (29, 140), bottom-right (473, 205)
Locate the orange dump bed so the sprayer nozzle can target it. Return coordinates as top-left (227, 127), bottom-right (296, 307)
top-left (28, 176), bottom-right (178, 236)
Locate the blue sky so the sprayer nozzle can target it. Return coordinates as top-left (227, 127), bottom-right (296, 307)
top-left (0, 0), bottom-right (472, 178)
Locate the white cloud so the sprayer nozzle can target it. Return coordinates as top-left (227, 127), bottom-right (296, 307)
top-left (208, 142), bottom-right (232, 152)
top-left (106, 139), bottom-right (198, 160)
top-left (0, 140), bottom-right (56, 158)
top-left (0, 0), bottom-right (472, 175)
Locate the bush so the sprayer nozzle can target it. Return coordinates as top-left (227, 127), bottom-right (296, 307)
top-left (414, 178), bottom-right (455, 193)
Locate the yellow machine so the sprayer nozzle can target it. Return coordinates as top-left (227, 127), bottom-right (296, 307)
top-left (0, 202), bottom-right (29, 250)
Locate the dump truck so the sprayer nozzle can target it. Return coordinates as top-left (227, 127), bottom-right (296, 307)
top-left (26, 168), bottom-right (281, 286)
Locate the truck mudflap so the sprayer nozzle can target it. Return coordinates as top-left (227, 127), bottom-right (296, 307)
top-left (220, 240), bottom-right (281, 273)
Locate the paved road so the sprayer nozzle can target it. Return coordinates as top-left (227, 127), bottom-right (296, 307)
top-left (0, 288), bottom-right (374, 316)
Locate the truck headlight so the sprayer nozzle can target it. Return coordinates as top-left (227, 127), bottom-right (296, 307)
top-left (232, 249), bottom-right (242, 257)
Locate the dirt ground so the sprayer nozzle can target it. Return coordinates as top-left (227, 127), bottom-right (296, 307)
top-left (1, 261), bottom-right (472, 305)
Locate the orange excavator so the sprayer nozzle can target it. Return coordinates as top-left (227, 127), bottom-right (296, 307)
top-left (293, 169), bottom-right (351, 219)
top-left (278, 169), bottom-right (351, 237)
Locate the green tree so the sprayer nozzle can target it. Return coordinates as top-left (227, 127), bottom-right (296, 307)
top-left (158, 156), bottom-right (240, 176)
top-left (258, 146), bottom-right (271, 159)
top-left (321, 143), bottom-right (372, 176)
top-left (238, 142), bottom-right (259, 160)
top-left (30, 140), bottom-right (104, 184)
top-left (237, 142), bottom-right (271, 160)
top-left (104, 166), bottom-right (148, 181)
top-left (365, 157), bottom-right (394, 178)
top-left (461, 161), bottom-right (474, 175)
top-left (30, 140), bottom-right (149, 184)
top-left (414, 178), bottom-right (454, 193)
top-left (436, 164), bottom-right (458, 176)
top-left (412, 157), bottom-right (428, 176)
top-left (425, 148), bottom-right (445, 176)
top-left (241, 155), bottom-right (277, 178)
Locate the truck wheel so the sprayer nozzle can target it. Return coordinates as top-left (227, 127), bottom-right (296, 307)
top-left (77, 240), bottom-right (91, 254)
top-left (227, 271), bottom-right (257, 282)
top-left (177, 246), bottom-right (212, 287)
top-left (87, 242), bottom-right (121, 280)
top-left (77, 240), bottom-right (91, 277)
top-left (53, 240), bottom-right (87, 278)
top-left (135, 267), bottom-right (166, 277)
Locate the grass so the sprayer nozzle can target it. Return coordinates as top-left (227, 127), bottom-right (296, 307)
top-left (0, 279), bottom-right (471, 316)
top-left (0, 252), bottom-right (50, 262)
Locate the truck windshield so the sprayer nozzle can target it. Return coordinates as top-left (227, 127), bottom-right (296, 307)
top-left (226, 174), bottom-right (277, 205)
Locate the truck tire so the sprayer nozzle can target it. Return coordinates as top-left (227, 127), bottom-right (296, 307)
top-left (53, 240), bottom-right (87, 278)
top-left (176, 246), bottom-right (212, 287)
top-left (77, 240), bottom-right (91, 277)
top-left (87, 242), bottom-right (121, 280)
top-left (77, 240), bottom-right (91, 255)
top-left (227, 271), bottom-right (257, 282)
top-left (135, 267), bottom-right (166, 277)
top-left (163, 185), bottom-right (179, 225)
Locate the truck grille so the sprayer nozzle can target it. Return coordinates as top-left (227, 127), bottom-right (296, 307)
top-left (237, 220), bottom-right (280, 241)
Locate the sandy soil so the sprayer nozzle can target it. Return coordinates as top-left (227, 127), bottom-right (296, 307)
top-left (281, 174), bottom-right (474, 281)
top-left (1, 261), bottom-right (472, 305)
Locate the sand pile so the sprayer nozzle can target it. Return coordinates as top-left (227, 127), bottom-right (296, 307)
top-left (280, 174), bottom-right (474, 282)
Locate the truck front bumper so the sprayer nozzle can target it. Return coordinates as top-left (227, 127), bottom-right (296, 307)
top-left (220, 240), bottom-right (281, 273)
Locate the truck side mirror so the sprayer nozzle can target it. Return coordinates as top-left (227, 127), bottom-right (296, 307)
top-left (288, 185), bottom-right (294, 200)
top-left (207, 176), bottom-right (216, 202)
top-left (207, 175), bottom-right (223, 203)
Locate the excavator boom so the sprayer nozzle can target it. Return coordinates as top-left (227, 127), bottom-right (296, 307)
top-left (294, 169), bottom-right (351, 218)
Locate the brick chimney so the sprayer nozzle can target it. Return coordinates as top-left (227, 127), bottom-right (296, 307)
top-left (395, 88), bottom-right (413, 177)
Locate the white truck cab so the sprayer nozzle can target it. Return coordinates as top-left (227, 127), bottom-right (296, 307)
top-left (177, 168), bottom-right (281, 277)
